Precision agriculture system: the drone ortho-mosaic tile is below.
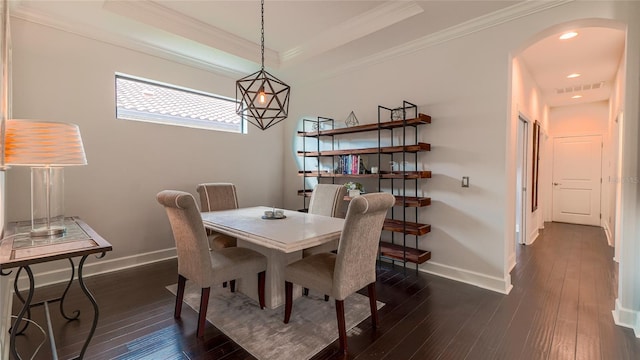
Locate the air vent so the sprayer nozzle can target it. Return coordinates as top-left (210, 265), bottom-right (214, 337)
top-left (556, 81), bottom-right (605, 94)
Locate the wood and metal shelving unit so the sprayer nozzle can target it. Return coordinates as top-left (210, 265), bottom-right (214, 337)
top-left (297, 100), bottom-right (432, 272)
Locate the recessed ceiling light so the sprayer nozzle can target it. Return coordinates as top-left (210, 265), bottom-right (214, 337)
top-left (572, 95), bottom-right (583, 99)
top-left (559, 31), bottom-right (578, 40)
top-left (567, 73), bottom-right (581, 78)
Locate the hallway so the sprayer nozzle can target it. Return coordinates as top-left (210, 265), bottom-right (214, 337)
top-left (465, 222), bottom-right (639, 359)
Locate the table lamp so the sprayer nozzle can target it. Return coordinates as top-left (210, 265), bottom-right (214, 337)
top-left (4, 119), bottom-right (87, 237)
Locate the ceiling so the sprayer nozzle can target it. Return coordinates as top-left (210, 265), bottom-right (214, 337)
top-left (10, 1), bottom-right (626, 108)
top-left (519, 26), bottom-right (625, 108)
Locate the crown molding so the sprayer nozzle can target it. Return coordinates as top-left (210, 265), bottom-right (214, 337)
top-left (10, 5), bottom-right (247, 78)
top-left (315, 0), bottom-right (574, 81)
top-left (102, 0), bottom-right (279, 68)
top-left (280, 1), bottom-right (424, 67)
top-left (10, 0), bottom-right (574, 83)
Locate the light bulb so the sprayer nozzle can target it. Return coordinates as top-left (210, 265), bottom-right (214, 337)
top-left (559, 31), bottom-right (578, 40)
top-left (258, 87), bottom-right (266, 105)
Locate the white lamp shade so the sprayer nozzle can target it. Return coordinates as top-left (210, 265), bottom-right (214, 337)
top-left (5, 119), bottom-right (87, 166)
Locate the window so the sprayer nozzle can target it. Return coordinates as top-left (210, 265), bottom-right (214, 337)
top-left (115, 74), bottom-right (244, 133)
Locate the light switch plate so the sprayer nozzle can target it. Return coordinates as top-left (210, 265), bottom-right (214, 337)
top-left (462, 176), bottom-right (469, 187)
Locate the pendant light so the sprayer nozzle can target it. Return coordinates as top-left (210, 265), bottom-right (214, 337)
top-left (236, 0), bottom-right (290, 130)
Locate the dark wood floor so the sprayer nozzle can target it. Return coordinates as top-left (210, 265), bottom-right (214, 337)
top-left (11, 222), bottom-right (640, 359)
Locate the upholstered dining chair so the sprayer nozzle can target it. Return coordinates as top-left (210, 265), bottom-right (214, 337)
top-left (157, 190), bottom-right (267, 338)
top-left (196, 183), bottom-right (239, 251)
top-left (283, 192), bottom-right (395, 354)
top-left (302, 184), bottom-right (348, 257)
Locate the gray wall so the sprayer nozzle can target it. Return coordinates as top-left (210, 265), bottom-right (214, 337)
top-left (7, 18), bottom-right (285, 279)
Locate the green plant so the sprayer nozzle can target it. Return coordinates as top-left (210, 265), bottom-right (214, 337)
top-left (344, 181), bottom-right (364, 192)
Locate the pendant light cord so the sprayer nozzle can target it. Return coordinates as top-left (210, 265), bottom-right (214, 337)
top-left (260, 0), bottom-right (265, 70)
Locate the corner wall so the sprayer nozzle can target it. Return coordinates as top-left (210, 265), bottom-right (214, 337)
top-left (510, 56), bottom-right (546, 252)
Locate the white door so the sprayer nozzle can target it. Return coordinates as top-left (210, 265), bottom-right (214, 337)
top-left (552, 135), bottom-right (602, 225)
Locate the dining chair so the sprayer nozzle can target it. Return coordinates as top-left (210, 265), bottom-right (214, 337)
top-left (196, 183), bottom-right (239, 251)
top-left (157, 190), bottom-right (267, 338)
top-left (302, 184), bottom-right (348, 257)
top-left (283, 192), bottom-right (395, 354)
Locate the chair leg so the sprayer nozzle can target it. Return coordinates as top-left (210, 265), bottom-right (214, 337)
top-left (197, 287), bottom-right (211, 338)
top-left (324, 295), bottom-right (329, 302)
top-left (258, 271), bottom-right (266, 309)
top-left (174, 275), bottom-right (186, 319)
top-left (303, 287), bottom-right (309, 296)
top-left (230, 280), bottom-right (236, 292)
top-left (335, 299), bottom-right (347, 354)
top-left (223, 281), bottom-right (228, 288)
top-left (284, 281), bottom-right (293, 323)
top-left (367, 283), bottom-right (379, 328)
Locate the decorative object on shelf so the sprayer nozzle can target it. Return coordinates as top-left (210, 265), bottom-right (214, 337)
top-left (391, 108), bottom-right (404, 121)
top-left (5, 119), bottom-right (87, 237)
top-left (344, 181), bottom-right (364, 197)
top-left (338, 154), bottom-right (364, 175)
top-left (389, 161), bottom-right (400, 173)
top-left (235, 0), bottom-right (290, 131)
top-left (359, 160), bottom-right (368, 174)
top-left (303, 116), bottom-right (333, 133)
top-left (344, 111), bottom-right (359, 127)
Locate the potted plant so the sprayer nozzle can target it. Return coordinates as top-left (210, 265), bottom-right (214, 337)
top-left (344, 181), bottom-right (364, 197)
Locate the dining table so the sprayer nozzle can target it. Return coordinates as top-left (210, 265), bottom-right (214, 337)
top-left (201, 206), bottom-right (344, 309)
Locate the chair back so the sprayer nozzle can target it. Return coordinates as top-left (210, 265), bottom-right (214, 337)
top-left (308, 184), bottom-right (348, 218)
top-left (157, 190), bottom-right (214, 287)
top-left (333, 192), bottom-right (395, 300)
top-left (196, 183), bottom-right (239, 212)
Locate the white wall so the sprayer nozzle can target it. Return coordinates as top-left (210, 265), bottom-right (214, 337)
top-left (614, 1), bottom-right (640, 337)
top-left (548, 101), bottom-right (609, 136)
top-left (608, 55), bottom-right (626, 256)
top-left (280, 0), bottom-right (640, 297)
top-left (287, 12), bottom-right (518, 294)
top-left (6, 18), bottom-right (285, 282)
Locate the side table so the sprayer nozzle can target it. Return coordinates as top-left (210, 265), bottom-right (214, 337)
top-left (0, 217), bottom-right (112, 359)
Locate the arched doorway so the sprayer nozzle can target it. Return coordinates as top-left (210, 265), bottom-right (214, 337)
top-left (508, 20), bottom-right (626, 269)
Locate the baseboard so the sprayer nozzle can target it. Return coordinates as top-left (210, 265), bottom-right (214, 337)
top-left (508, 252), bottom-right (516, 273)
top-left (419, 261), bottom-right (513, 294)
top-left (603, 222), bottom-right (614, 247)
top-left (603, 223), bottom-right (618, 262)
top-left (15, 248), bottom-right (177, 291)
top-left (612, 298), bottom-right (640, 338)
top-left (527, 228), bottom-right (539, 245)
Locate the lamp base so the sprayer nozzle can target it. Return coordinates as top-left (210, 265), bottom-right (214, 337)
top-left (30, 226), bottom-right (65, 237)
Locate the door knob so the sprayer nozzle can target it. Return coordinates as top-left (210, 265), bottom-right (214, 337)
top-left (553, 182), bottom-right (561, 186)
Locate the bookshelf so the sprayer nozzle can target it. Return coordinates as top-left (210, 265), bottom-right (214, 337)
top-left (297, 100), bottom-right (432, 272)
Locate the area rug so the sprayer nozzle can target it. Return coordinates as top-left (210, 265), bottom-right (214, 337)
top-left (166, 282), bottom-right (384, 360)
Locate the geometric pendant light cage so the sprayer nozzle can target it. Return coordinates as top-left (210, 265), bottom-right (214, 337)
top-left (236, 0), bottom-right (290, 130)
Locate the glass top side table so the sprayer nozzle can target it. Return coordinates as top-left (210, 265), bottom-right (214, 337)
top-left (0, 216), bottom-right (112, 359)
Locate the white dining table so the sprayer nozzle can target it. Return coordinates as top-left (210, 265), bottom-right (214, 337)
top-left (201, 206), bottom-right (344, 309)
